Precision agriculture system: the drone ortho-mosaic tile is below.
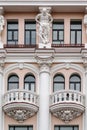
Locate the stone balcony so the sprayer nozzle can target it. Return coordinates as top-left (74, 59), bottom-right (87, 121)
top-left (2, 90), bottom-right (39, 122)
top-left (50, 90), bottom-right (85, 122)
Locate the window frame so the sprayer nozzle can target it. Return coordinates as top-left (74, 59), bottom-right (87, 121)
top-left (24, 21), bottom-right (36, 45)
top-left (54, 125), bottom-right (79, 130)
top-left (70, 20), bottom-right (82, 44)
top-left (24, 74), bottom-right (36, 92)
top-left (52, 21), bottom-right (64, 44)
top-left (7, 21), bottom-right (18, 44)
top-left (8, 74), bottom-right (19, 90)
top-left (53, 74), bottom-right (65, 92)
top-left (69, 74), bottom-right (81, 91)
top-left (9, 126), bottom-right (33, 130)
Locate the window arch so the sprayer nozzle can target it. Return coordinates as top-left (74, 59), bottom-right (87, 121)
top-left (8, 74), bottom-right (19, 90)
top-left (69, 74), bottom-right (81, 91)
top-left (53, 74), bottom-right (65, 92)
top-left (24, 74), bottom-right (35, 92)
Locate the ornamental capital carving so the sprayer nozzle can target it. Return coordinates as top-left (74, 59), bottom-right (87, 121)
top-left (39, 64), bottom-right (50, 74)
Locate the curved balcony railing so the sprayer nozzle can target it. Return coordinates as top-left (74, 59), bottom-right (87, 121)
top-left (50, 90), bottom-right (84, 105)
top-left (3, 89), bottom-right (39, 122)
top-left (50, 90), bottom-right (85, 122)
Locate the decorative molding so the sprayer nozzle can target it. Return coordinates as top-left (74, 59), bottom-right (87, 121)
top-left (4, 63), bottom-right (39, 75)
top-left (18, 62), bottom-right (24, 70)
top-left (3, 103), bottom-right (39, 122)
top-left (3, 90), bottom-right (39, 122)
top-left (52, 107), bottom-right (84, 122)
top-left (51, 63), bottom-right (85, 74)
top-left (50, 90), bottom-right (85, 122)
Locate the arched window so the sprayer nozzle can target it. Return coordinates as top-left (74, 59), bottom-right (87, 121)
top-left (24, 74), bottom-right (35, 92)
top-left (69, 74), bottom-right (81, 91)
top-left (53, 74), bottom-right (65, 92)
top-left (8, 74), bottom-right (19, 90)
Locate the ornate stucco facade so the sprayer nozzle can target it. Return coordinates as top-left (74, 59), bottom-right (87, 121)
top-left (0, 1), bottom-right (87, 130)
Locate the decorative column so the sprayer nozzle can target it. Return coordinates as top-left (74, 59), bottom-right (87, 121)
top-left (39, 64), bottom-right (50, 130)
top-left (84, 66), bottom-right (87, 130)
top-left (35, 50), bottom-right (54, 130)
top-left (84, 14), bottom-right (87, 48)
top-left (0, 7), bottom-right (5, 48)
top-left (35, 7), bottom-right (53, 48)
top-left (0, 65), bottom-right (4, 130)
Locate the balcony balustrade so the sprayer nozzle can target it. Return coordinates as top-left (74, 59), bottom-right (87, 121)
top-left (3, 89), bottom-right (39, 122)
top-left (50, 90), bottom-right (85, 122)
top-left (51, 43), bottom-right (85, 48)
top-left (4, 44), bottom-right (37, 48)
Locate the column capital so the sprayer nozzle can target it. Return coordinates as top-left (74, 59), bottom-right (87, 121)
top-left (39, 64), bottom-right (50, 74)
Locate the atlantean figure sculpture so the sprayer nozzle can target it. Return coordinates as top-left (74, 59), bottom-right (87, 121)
top-left (36, 7), bottom-right (53, 48)
top-left (0, 14), bottom-right (5, 48)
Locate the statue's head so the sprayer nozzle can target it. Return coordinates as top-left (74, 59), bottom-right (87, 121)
top-left (42, 8), bottom-right (47, 16)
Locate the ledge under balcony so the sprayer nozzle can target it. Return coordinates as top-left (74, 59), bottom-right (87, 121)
top-left (2, 90), bottom-right (39, 122)
top-left (50, 90), bottom-right (85, 122)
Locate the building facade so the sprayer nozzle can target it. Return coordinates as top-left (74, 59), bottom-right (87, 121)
top-left (0, 1), bottom-right (87, 130)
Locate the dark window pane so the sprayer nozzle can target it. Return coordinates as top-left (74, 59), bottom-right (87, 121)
top-left (53, 21), bottom-right (64, 44)
top-left (25, 21), bottom-right (36, 45)
top-left (55, 126), bottom-right (78, 130)
top-left (59, 31), bottom-right (63, 40)
top-left (25, 75), bottom-right (35, 82)
top-left (8, 23), bottom-right (18, 30)
top-left (53, 74), bottom-right (65, 92)
top-left (70, 83), bottom-right (74, 90)
top-left (24, 75), bottom-right (35, 92)
top-left (31, 31), bottom-right (36, 44)
top-left (53, 31), bottom-right (57, 40)
top-left (77, 31), bottom-right (81, 44)
top-left (70, 75), bottom-right (80, 82)
top-left (76, 83), bottom-right (80, 91)
top-left (71, 31), bottom-right (75, 44)
top-left (9, 127), bottom-right (14, 130)
top-left (25, 31), bottom-right (30, 44)
top-left (8, 75), bottom-right (19, 90)
top-left (54, 75), bottom-right (64, 82)
top-left (14, 31), bottom-right (18, 40)
top-left (9, 75), bottom-right (19, 82)
top-left (9, 126), bottom-right (33, 130)
top-left (54, 83), bottom-right (64, 92)
top-left (70, 20), bottom-right (82, 44)
top-left (8, 31), bottom-right (12, 40)
top-left (70, 75), bottom-right (81, 91)
top-left (7, 21), bottom-right (18, 44)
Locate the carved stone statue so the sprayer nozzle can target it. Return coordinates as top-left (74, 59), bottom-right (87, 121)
top-left (0, 15), bottom-right (4, 32)
top-left (36, 7), bottom-right (53, 45)
top-left (0, 15), bottom-right (4, 48)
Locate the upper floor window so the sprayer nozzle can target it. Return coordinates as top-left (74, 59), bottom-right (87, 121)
top-left (24, 74), bottom-right (35, 92)
top-left (52, 21), bottom-right (64, 44)
top-left (53, 74), bottom-right (65, 92)
top-left (54, 126), bottom-right (78, 130)
top-left (7, 21), bottom-right (18, 44)
top-left (70, 20), bottom-right (82, 44)
top-left (8, 74), bottom-right (19, 90)
top-left (9, 126), bottom-right (33, 130)
top-left (25, 21), bottom-right (36, 45)
top-left (69, 74), bottom-right (81, 91)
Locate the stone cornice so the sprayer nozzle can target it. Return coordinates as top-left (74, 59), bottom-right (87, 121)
top-left (0, 0), bottom-right (87, 6)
